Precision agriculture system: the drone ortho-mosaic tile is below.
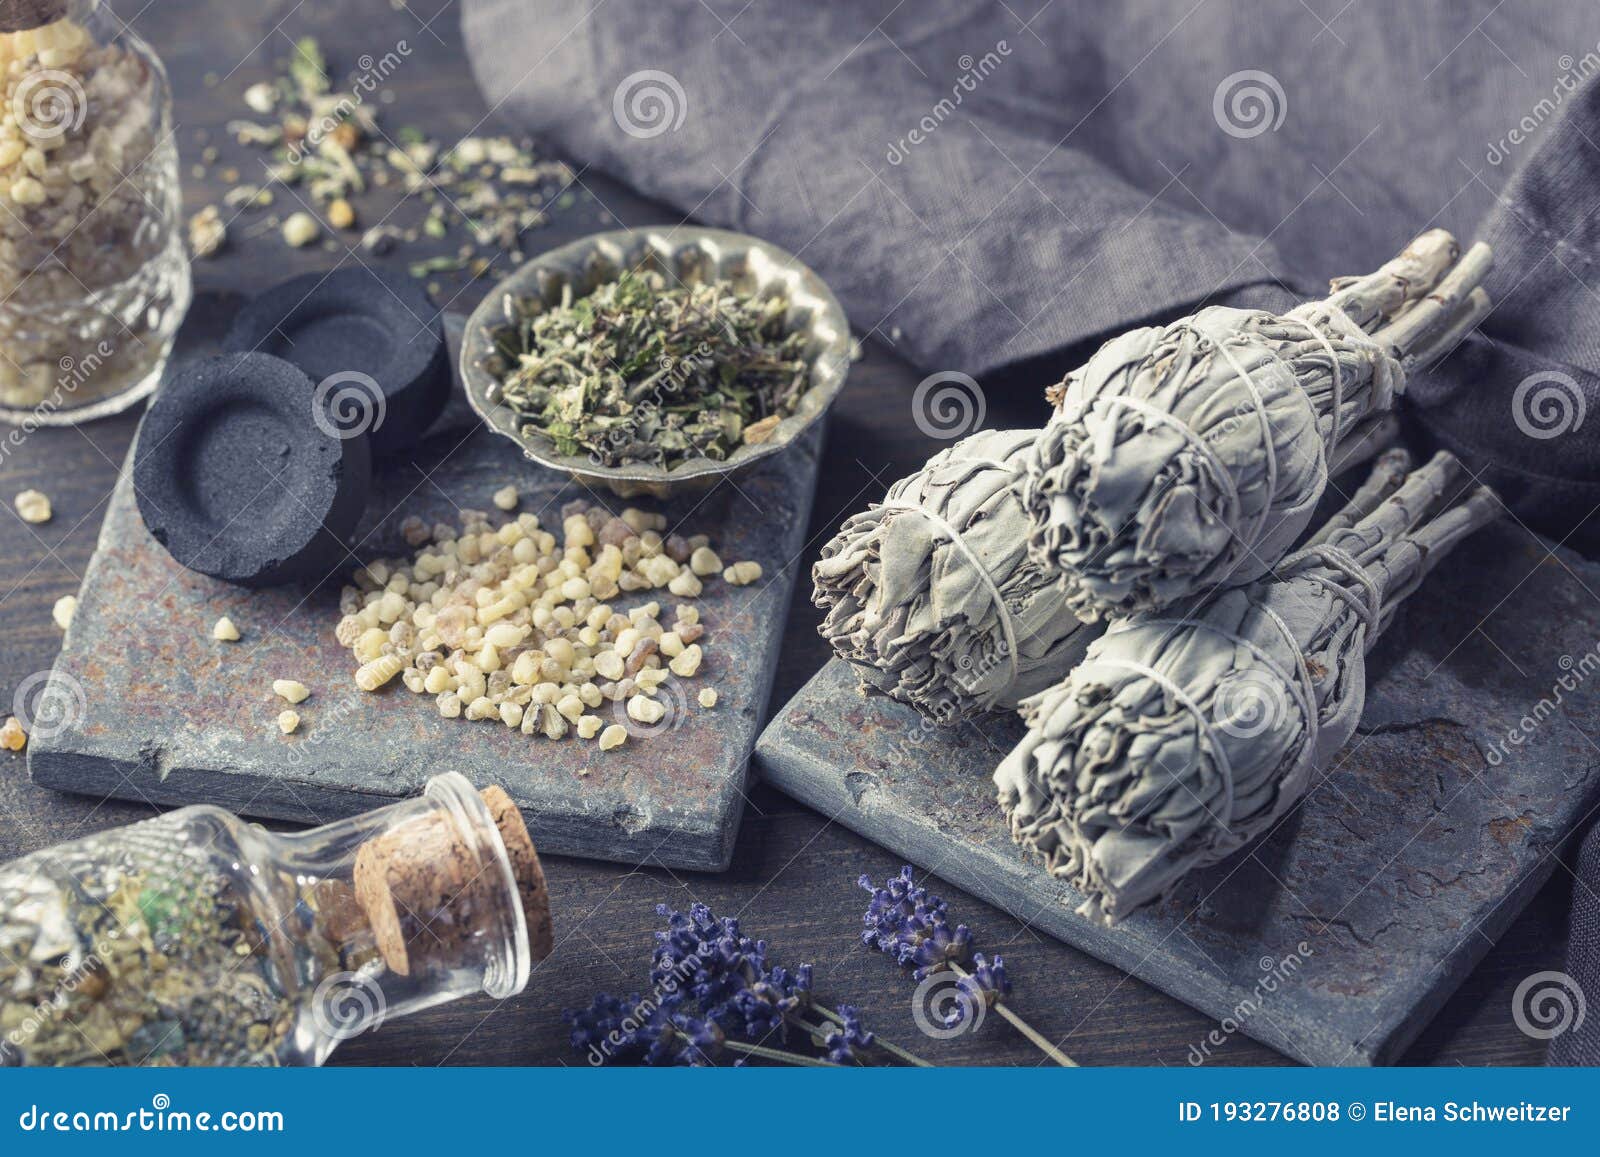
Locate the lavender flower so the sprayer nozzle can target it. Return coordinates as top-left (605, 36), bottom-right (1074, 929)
top-left (821, 1004), bottom-right (876, 1064)
top-left (564, 991), bottom-right (638, 1056)
top-left (723, 964), bottom-right (814, 1041)
top-left (859, 866), bottom-right (973, 979)
top-left (946, 954), bottom-right (1010, 1029)
top-left (564, 991), bottom-right (728, 1066)
top-left (569, 899), bottom-right (924, 1066)
top-left (652, 902), bottom-right (814, 1041)
top-left (858, 867), bottom-right (1073, 1065)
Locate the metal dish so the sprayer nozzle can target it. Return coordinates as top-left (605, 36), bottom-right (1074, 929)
top-left (460, 227), bottom-right (853, 499)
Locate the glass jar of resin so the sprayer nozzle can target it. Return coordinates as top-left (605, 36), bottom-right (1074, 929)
top-left (0, 773), bottom-right (553, 1066)
top-left (0, 0), bottom-right (190, 425)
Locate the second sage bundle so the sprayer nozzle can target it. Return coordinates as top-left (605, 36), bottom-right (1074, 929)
top-left (995, 449), bottom-right (1499, 924)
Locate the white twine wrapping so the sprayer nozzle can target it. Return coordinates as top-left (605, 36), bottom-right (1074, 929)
top-left (880, 493), bottom-right (1022, 704)
top-left (1097, 303), bottom-right (1402, 573)
top-left (1082, 542), bottom-right (1381, 838)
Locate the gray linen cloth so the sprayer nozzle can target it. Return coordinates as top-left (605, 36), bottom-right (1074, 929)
top-left (463, 1), bottom-right (1600, 1056)
top-left (464, 0), bottom-right (1600, 546)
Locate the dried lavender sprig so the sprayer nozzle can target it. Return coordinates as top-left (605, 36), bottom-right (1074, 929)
top-left (815, 1004), bottom-right (875, 1065)
top-left (809, 1003), bottom-right (932, 1067)
top-left (996, 450), bottom-right (1501, 924)
top-left (651, 900), bottom-right (930, 1065)
top-left (1023, 229), bottom-right (1492, 621)
top-left (859, 867), bottom-right (1076, 1065)
top-left (724, 1040), bottom-right (842, 1067)
top-left (948, 957), bottom-right (1076, 1066)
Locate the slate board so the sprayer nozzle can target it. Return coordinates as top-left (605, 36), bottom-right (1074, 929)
top-left (755, 519), bottom-right (1600, 1065)
top-left (29, 318), bottom-right (822, 871)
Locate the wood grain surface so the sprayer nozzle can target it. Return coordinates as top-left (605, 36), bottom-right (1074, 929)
top-left (0, 0), bottom-right (1566, 1066)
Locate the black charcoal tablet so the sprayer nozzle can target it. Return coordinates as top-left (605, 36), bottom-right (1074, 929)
top-left (133, 353), bottom-right (373, 588)
top-left (223, 268), bottom-right (451, 457)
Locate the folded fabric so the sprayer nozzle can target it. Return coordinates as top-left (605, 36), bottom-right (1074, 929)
top-left (1548, 820), bottom-right (1600, 1065)
top-left (464, 0), bottom-right (1600, 548)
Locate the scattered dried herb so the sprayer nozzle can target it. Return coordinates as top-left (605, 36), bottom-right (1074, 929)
top-left (209, 35), bottom-right (577, 280)
top-left (484, 270), bottom-right (812, 470)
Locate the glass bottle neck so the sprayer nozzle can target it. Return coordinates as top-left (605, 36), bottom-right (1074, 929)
top-left (244, 774), bottom-right (536, 1061)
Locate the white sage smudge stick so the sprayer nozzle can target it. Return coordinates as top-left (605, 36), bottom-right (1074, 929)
top-left (1023, 228), bottom-right (1493, 621)
top-left (813, 429), bottom-right (1094, 722)
top-left (995, 449), bottom-right (1499, 925)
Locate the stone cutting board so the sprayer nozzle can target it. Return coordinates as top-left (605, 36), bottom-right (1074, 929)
top-left (28, 319), bottom-right (822, 871)
top-left (755, 520), bottom-right (1600, 1065)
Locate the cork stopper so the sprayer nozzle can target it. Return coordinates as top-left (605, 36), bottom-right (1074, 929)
top-left (352, 785), bottom-right (554, 977)
top-left (0, 2), bottom-right (68, 34)
top-left (477, 785), bottom-right (555, 962)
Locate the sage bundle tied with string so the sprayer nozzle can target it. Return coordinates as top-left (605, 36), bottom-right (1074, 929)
top-left (994, 449), bottom-right (1500, 925)
top-left (813, 429), bottom-right (1093, 723)
top-left (1023, 229), bottom-right (1493, 621)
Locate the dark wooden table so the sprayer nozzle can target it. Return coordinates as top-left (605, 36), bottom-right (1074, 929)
top-left (0, 0), bottom-right (1565, 1066)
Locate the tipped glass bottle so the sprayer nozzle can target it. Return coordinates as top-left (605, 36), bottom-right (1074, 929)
top-left (0, 0), bottom-right (190, 425)
top-left (0, 773), bottom-right (553, 1066)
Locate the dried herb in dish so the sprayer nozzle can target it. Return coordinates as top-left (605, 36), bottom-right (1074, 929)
top-left (484, 270), bottom-right (812, 470)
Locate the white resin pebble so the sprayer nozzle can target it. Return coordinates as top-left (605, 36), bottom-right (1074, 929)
top-left (272, 679), bottom-right (310, 704)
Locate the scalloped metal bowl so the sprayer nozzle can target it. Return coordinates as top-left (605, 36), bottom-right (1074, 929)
top-left (460, 227), bottom-right (853, 499)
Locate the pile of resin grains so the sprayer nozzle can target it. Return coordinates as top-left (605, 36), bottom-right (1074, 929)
top-left (336, 499), bottom-right (762, 751)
